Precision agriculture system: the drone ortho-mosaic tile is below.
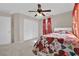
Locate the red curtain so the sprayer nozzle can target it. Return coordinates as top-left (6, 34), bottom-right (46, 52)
top-left (43, 18), bottom-right (47, 35)
top-left (47, 17), bottom-right (52, 34)
top-left (72, 3), bottom-right (79, 38)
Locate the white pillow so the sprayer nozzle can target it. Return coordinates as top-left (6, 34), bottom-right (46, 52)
top-left (54, 28), bottom-right (72, 31)
top-left (54, 28), bottom-right (72, 34)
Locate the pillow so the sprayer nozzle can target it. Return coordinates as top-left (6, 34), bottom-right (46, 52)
top-left (54, 28), bottom-right (72, 34)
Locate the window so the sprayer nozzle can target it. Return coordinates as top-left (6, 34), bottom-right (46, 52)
top-left (24, 19), bottom-right (38, 40)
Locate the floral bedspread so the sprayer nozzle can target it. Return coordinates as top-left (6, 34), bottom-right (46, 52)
top-left (32, 31), bottom-right (79, 56)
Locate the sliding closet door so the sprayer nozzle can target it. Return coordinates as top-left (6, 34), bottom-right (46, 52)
top-left (0, 16), bottom-right (11, 44)
top-left (24, 19), bottom-right (38, 40)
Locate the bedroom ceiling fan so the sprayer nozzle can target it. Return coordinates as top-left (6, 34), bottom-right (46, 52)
top-left (28, 4), bottom-right (51, 16)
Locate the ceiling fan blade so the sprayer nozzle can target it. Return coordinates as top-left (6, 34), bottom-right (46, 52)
top-left (28, 11), bottom-right (37, 12)
top-left (42, 10), bottom-right (51, 12)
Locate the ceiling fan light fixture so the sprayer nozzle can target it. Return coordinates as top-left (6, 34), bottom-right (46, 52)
top-left (35, 13), bottom-right (44, 19)
top-left (37, 13), bottom-right (43, 16)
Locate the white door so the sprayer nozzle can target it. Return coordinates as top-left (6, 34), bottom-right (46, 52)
top-left (0, 16), bottom-right (11, 45)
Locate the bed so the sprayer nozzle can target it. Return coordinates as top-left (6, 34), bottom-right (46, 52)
top-left (32, 29), bottom-right (79, 56)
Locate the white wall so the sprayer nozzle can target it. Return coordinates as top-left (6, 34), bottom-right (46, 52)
top-left (0, 16), bottom-right (11, 44)
top-left (53, 11), bottom-right (72, 28)
top-left (24, 19), bottom-right (38, 40)
top-left (11, 14), bottom-right (25, 43)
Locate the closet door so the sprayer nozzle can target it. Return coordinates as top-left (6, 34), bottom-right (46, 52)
top-left (0, 16), bottom-right (11, 44)
top-left (24, 19), bottom-right (38, 40)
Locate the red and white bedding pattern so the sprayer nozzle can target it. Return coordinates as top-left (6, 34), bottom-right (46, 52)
top-left (32, 31), bottom-right (79, 56)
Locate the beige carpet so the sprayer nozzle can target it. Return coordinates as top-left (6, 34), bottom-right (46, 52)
top-left (0, 39), bottom-right (38, 56)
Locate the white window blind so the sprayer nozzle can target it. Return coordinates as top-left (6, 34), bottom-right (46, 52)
top-left (24, 19), bottom-right (38, 40)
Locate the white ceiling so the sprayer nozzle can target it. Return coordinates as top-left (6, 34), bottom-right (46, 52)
top-left (0, 3), bottom-right (74, 17)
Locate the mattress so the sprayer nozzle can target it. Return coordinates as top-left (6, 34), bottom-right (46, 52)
top-left (32, 31), bottom-right (79, 56)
